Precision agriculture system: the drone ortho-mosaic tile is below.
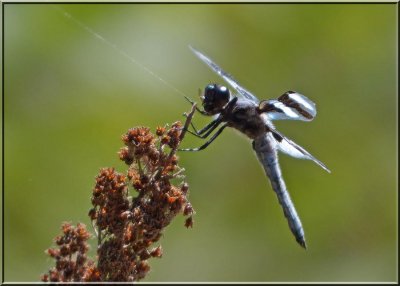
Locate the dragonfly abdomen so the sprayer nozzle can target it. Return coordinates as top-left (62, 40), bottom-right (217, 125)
top-left (253, 134), bottom-right (307, 249)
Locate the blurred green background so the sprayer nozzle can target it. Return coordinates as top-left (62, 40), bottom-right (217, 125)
top-left (3, 3), bottom-right (397, 282)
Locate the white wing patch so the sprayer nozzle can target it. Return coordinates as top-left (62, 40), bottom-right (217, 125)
top-left (264, 91), bottom-right (317, 121)
top-left (276, 137), bottom-right (310, 159)
top-left (270, 129), bottom-right (331, 173)
top-left (264, 100), bottom-right (302, 120)
top-left (287, 92), bottom-right (315, 114)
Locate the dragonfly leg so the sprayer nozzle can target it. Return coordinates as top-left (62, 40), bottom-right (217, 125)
top-left (186, 117), bottom-right (222, 139)
top-left (184, 96), bottom-right (208, 115)
top-left (179, 123), bottom-right (227, 152)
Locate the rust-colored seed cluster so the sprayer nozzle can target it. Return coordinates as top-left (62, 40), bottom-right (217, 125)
top-left (42, 116), bottom-right (195, 282)
top-left (41, 223), bottom-right (100, 282)
top-left (90, 168), bottom-right (129, 236)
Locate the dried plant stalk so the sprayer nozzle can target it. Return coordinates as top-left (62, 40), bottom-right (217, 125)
top-left (42, 104), bottom-right (197, 282)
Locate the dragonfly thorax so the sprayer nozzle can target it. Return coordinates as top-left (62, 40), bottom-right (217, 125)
top-left (201, 84), bottom-right (230, 115)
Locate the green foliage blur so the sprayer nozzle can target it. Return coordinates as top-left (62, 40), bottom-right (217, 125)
top-left (3, 3), bottom-right (397, 282)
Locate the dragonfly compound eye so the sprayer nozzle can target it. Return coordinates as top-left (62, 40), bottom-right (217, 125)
top-left (203, 84), bottom-right (230, 114)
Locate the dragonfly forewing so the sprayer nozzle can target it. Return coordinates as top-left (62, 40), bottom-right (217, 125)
top-left (189, 45), bottom-right (260, 103)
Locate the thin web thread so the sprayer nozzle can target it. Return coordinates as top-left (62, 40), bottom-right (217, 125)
top-left (52, 5), bottom-right (189, 98)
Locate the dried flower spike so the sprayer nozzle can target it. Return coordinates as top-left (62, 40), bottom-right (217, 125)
top-left (42, 104), bottom-right (197, 282)
top-left (41, 223), bottom-right (100, 282)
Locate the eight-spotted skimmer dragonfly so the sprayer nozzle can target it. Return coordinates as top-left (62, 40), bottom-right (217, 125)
top-left (181, 46), bottom-right (330, 249)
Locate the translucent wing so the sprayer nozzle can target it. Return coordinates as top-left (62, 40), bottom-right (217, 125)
top-left (253, 133), bottom-right (306, 248)
top-left (269, 128), bottom-right (331, 173)
top-left (262, 91), bottom-right (317, 121)
top-left (189, 45), bottom-right (260, 103)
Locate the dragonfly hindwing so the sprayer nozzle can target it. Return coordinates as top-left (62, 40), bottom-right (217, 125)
top-left (270, 129), bottom-right (330, 173)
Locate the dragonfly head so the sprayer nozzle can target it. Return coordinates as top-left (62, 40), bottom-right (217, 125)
top-left (201, 84), bottom-right (230, 115)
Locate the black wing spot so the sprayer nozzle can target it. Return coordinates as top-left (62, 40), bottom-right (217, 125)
top-left (272, 132), bottom-right (283, 142)
top-left (279, 92), bottom-right (313, 120)
top-left (258, 101), bottom-right (284, 114)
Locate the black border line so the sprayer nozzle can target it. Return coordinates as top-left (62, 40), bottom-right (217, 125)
top-left (2, 2), bottom-right (5, 284)
top-left (2, 2), bottom-right (4, 284)
top-left (1, 1), bottom-right (399, 4)
top-left (1, 1), bottom-right (398, 284)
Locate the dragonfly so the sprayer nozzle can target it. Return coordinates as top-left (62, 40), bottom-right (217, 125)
top-left (181, 46), bottom-right (331, 249)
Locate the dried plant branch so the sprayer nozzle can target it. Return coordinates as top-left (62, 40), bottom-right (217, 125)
top-left (41, 104), bottom-right (197, 282)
